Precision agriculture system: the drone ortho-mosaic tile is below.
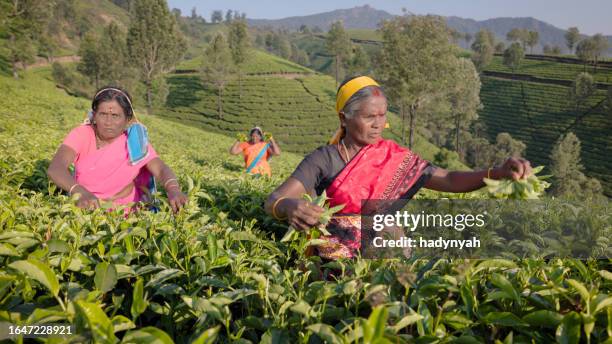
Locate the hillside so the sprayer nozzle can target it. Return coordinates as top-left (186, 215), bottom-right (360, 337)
top-left (479, 77), bottom-right (611, 196)
top-left (247, 6), bottom-right (612, 55)
top-left (162, 52), bottom-right (466, 170)
top-left (247, 5), bottom-right (394, 31)
top-left (287, 30), bottom-right (612, 196)
top-left (486, 55), bottom-right (612, 85)
top-left (1, 65), bottom-right (611, 343)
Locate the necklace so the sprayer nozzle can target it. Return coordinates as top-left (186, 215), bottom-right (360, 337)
top-left (94, 129), bottom-right (108, 150)
top-left (340, 139), bottom-right (350, 163)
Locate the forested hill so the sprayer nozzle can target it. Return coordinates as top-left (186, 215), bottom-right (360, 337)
top-left (247, 5), bottom-right (612, 55)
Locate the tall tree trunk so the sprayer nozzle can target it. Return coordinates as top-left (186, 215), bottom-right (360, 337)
top-left (10, 33), bottom-right (18, 79)
top-left (146, 78), bottom-right (153, 114)
top-left (455, 112), bottom-right (461, 158)
top-left (218, 87), bottom-right (223, 119)
top-left (400, 103), bottom-right (405, 145)
top-left (408, 104), bottom-right (416, 150)
top-left (335, 55), bottom-right (339, 87)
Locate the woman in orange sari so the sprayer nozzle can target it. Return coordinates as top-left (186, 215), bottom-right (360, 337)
top-left (230, 127), bottom-right (281, 176)
top-left (265, 76), bottom-right (533, 260)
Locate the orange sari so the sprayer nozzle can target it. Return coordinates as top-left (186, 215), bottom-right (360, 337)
top-left (239, 141), bottom-right (271, 176)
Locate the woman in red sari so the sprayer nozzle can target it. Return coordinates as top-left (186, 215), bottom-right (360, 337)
top-left (230, 127), bottom-right (281, 177)
top-left (265, 76), bottom-right (533, 260)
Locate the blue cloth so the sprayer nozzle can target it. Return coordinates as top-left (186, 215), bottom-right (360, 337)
top-left (246, 142), bottom-right (270, 174)
top-left (126, 123), bottom-right (158, 212)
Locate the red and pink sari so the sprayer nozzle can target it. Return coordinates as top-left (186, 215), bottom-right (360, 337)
top-left (314, 139), bottom-right (430, 259)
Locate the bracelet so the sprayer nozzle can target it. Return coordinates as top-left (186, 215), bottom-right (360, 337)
top-left (272, 197), bottom-right (288, 220)
top-left (69, 183), bottom-right (80, 195)
top-left (164, 178), bottom-right (178, 188)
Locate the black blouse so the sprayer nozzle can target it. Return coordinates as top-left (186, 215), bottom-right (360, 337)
top-left (290, 144), bottom-right (436, 197)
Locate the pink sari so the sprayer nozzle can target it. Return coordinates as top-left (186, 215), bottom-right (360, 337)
top-left (313, 139), bottom-right (430, 259)
top-left (65, 125), bottom-right (158, 206)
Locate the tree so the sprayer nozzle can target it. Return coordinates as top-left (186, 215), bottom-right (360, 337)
top-left (326, 21), bottom-right (352, 86)
top-left (592, 34), bottom-right (609, 73)
top-left (38, 34), bottom-right (57, 62)
top-left (471, 29), bottom-right (495, 71)
top-left (294, 49), bottom-right (310, 66)
top-left (191, 7), bottom-right (197, 19)
top-left (228, 19), bottom-right (251, 98)
top-left (377, 15), bottom-right (459, 149)
top-left (225, 10), bottom-right (233, 22)
top-left (464, 132), bottom-right (525, 169)
top-left (346, 44), bottom-right (370, 76)
top-left (211, 10), bottom-right (223, 23)
top-left (299, 25), bottom-right (310, 34)
top-left (463, 32), bottom-right (473, 46)
top-left (569, 72), bottom-right (595, 112)
top-left (576, 38), bottom-right (597, 72)
top-left (201, 33), bottom-right (234, 118)
top-left (549, 132), bottom-right (602, 198)
top-left (127, 0), bottom-right (186, 114)
top-left (2, 0), bottom-right (51, 78)
top-left (551, 46), bottom-right (562, 55)
top-left (278, 36), bottom-right (292, 59)
top-left (448, 58), bottom-right (481, 159)
top-left (492, 132), bottom-right (526, 165)
top-left (565, 27), bottom-right (580, 54)
top-left (506, 28), bottom-right (529, 50)
top-left (77, 33), bottom-right (103, 88)
top-left (449, 29), bottom-right (462, 44)
top-left (433, 148), bottom-right (459, 169)
top-left (494, 42), bottom-right (505, 54)
top-left (503, 42), bottom-right (524, 75)
top-left (98, 22), bottom-right (130, 86)
top-left (526, 30), bottom-right (539, 53)
top-left (605, 87), bottom-right (612, 116)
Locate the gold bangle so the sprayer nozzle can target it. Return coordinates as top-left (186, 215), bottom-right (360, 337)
top-left (69, 183), bottom-right (80, 195)
top-left (272, 197), bottom-right (288, 220)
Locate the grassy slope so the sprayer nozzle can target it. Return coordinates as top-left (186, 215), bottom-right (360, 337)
top-left (163, 53), bottom-right (466, 170)
top-left (0, 68), bottom-right (303, 181)
top-left (486, 56), bottom-right (612, 85)
top-left (176, 49), bottom-right (312, 74)
top-left (480, 77), bottom-right (612, 195)
top-left (0, 69), bottom-right (610, 343)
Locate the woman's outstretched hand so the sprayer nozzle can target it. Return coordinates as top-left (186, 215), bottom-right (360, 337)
top-left (167, 188), bottom-right (188, 213)
top-left (73, 186), bottom-right (100, 210)
top-left (283, 198), bottom-right (325, 231)
top-left (496, 157), bottom-right (533, 181)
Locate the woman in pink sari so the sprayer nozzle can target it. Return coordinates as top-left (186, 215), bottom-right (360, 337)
top-left (47, 87), bottom-right (188, 213)
top-left (265, 76), bottom-right (534, 260)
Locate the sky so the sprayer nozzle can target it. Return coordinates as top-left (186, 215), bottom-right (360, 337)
top-left (167, 0), bottom-right (612, 35)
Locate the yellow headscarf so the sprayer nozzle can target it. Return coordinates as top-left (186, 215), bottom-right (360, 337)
top-left (329, 76), bottom-right (380, 144)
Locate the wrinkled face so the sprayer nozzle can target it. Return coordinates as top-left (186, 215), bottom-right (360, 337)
top-left (251, 131), bottom-right (262, 143)
top-left (93, 100), bottom-right (128, 141)
top-left (342, 95), bottom-right (387, 145)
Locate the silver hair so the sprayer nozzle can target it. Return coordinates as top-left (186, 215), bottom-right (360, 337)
top-left (340, 86), bottom-right (386, 119)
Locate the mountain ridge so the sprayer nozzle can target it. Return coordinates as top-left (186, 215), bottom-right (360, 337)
top-left (247, 5), bottom-right (612, 55)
